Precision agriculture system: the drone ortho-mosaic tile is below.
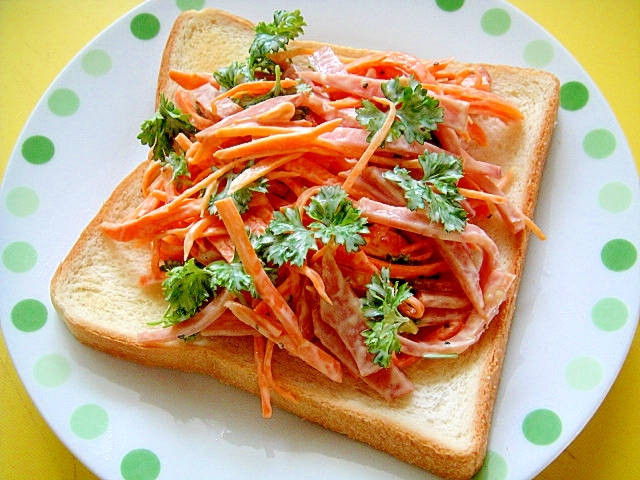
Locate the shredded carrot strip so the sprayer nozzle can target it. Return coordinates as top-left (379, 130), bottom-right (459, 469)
top-left (292, 265), bottom-right (332, 305)
top-left (214, 119), bottom-right (342, 161)
top-left (254, 335), bottom-right (273, 418)
top-left (214, 78), bottom-right (299, 102)
top-left (264, 340), bottom-right (297, 402)
top-left (174, 132), bottom-right (193, 152)
top-left (524, 216), bottom-right (546, 241)
top-left (216, 197), bottom-right (305, 341)
top-left (169, 69), bottom-right (212, 90)
top-left (367, 256), bottom-right (450, 280)
top-left (342, 97), bottom-right (396, 193)
top-left (459, 188), bottom-right (508, 204)
top-left (228, 153), bottom-right (300, 195)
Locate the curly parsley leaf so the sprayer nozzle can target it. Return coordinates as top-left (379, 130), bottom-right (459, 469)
top-left (214, 10), bottom-right (305, 91)
top-left (250, 10), bottom-right (306, 76)
top-left (138, 94), bottom-right (196, 161)
top-left (233, 66), bottom-right (305, 108)
top-left (205, 254), bottom-right (257, 298)
top-left (361, 267), bottom-right (414, 368)
top-left (305, 185), bottom-right (369, 253)
top-left (154, 256), bottom-right (257, 327)
top-left (356, 76), bottom-right (444, 146)
top-left (156, 259), bottom-right (213, 327)
top-left (214, 60), bottom-right (253, 91)
top-left (165, 151), bottom-right (190, 184)
top-left (253, 207), bottom-right (317, 267)
top-left (254, 185), bottom-right (369, 267)
top-left (383, 151), bottom-right (467, 232)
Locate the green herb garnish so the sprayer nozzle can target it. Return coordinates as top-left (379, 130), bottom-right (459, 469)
top-left (383, 151), bottom-right (467, 232)
top-left (356, 76), bottom-right (444, 146)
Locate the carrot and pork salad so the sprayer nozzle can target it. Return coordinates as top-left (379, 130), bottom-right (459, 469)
top-left (101, 10), bottom-right (539, 416)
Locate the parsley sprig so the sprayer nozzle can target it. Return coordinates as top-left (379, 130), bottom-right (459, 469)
top-left (383, 151), bottom-right (467, 232)
top-left (138, 94), bottom-right (196, 162)
top-left (356, 76), bottom-right (444, 146)
top-left (250, 10), bottom-right (306, 75)
top-left (214, 10), bottom-right (306, 90)
top-left (155, 257), bottom-right (256, 327)
top-left (253, 185), bottom-right (369, 267)
top-left (361, 267), bottom-right (415, 368)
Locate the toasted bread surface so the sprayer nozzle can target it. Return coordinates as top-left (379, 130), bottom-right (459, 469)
top-left (50, 8), bottom-right (559, 480)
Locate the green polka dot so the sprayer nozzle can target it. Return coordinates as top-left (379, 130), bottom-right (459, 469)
top-left (48, 88), bottom-right (80, 116)
top-left (5, 186), bottom-right (39, 217)
top-left (598, 182), bottom-right (632, 213)
top-left (176, 0), bottom-right (206, 11)
top-left (3, 241), bottom-right (37, 273)
top-left (130, 13), bottom-right (161, 40)
top-left (22, 135), bottom-right (55, 165)
top-left (522, 409), bottom-right (562, 446)
top-left (591, 297), bottom-right (628, 332)
top-left (33, 353), bottom-right (71, 387)
top-left (481, 8), bottom-right (511, 36)
top-left (435, 0), bottom-right (465, 12)
top-left (11, 299), bottom-right (48, 332)
top-left (82, 49), bottom-right (112, 77)
top-left (601, 238), bottom-right (637, 272)
top-left (560, 81), bottom-right (589, 111)
top-left (121, 449), bottom-right (161, 480)
top-left (70, 404), bottom-right (109, 439)
top-left (473, 450), bottom-right (508, 480)
top-left (565, 356), bottom-right (603, 391)
top-left (583, 128), bottom-right (616, 159)
top-left (523, 39), bottom-right (554, 68)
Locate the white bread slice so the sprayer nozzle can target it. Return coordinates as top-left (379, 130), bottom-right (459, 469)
top-left (50, 9), bottom-right (559, 480)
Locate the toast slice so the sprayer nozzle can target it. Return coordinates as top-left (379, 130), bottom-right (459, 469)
top-left (50, 9), bottom-right (559, 480)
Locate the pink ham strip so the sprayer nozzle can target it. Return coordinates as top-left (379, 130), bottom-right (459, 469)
top-left (433, 239), bottom-right (485, 317)
top-left (300, 94), bottom-right (361, 128)
top-left (137, 289), bottom-right (235, 343)
top-left (400, 268), bottom-right (514, 355)
top-left (196, 93), bottom-right (305, 139)
top-left (199, 310), bottom-right (258, 336)
top-left (320, 245), bottom-right (381, 377)
top-left (416, 290), bottom-right (471, 309)
top-left (356, 197), bottom-right (501, 271)
top-left (226, 301), bottom-right (343, 383)
top-left (312, 303), bottom-right (414, 400)
top-left (309, 46), bottom-right (348, 75)
top-left (298, 71), bottom-right (469, 132)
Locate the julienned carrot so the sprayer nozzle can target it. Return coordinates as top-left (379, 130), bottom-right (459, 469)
top-left (215, 197), bottom-right (305, 342)
top-left (253, 335), bottom-right (273, 418)
top-left (264, 340), bottom-right (297, 402)
top-left (214, 78), bottom-right (299, 102)
top-left (227, 153), bottom-right (301, 194)
top-left (367, 256), bottom-right (450, 280)
top-left (213, 118), bottom-right (342, 161)
top-left (169, 69), bottom-right (213, 90)
top-left (292, 265), bottom-right (332, 305)
top-left (174, 89), bottom-right (214, 130)
top-left (344, 51), bottom-right (436, 83)
top-left (102, 199), bottom-right (202, 242)
top-left (342, 97), bottom-right (396, 193)
top-left (226, 300), bottom-right (342, 382)
top-left (430, 82), bottom-right (524, 121)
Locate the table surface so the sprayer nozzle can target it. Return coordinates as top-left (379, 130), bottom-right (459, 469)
top-left (1, 1), bottom-right (638, 479)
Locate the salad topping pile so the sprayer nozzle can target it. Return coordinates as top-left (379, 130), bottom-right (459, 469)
top-left (101, 10), bottom-right (538, 416)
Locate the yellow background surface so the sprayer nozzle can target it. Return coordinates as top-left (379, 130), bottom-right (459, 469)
top-left (0, 1), bottom-right (638, 479)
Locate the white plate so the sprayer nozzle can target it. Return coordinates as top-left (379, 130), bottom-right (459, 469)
top-left (1, 1), bottom-right (639, 479)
